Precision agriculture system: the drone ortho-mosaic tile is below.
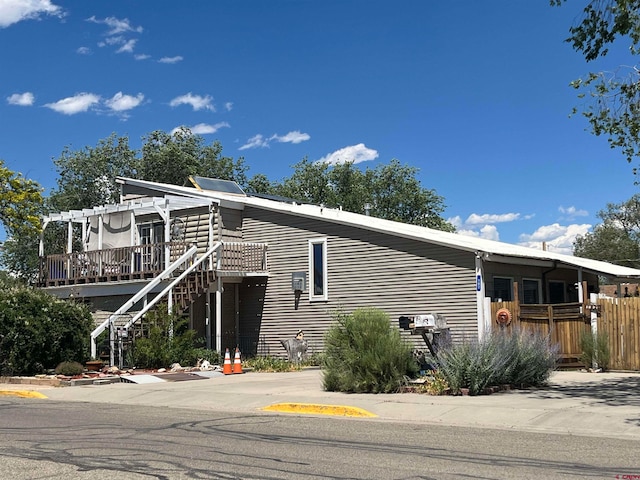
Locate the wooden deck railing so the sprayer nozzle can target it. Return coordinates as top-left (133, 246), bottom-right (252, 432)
top-left (39, 241), bottom-right (268, 286)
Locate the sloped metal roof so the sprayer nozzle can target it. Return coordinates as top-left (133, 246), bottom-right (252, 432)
top-left (114, 177), bottom-right (640, 282)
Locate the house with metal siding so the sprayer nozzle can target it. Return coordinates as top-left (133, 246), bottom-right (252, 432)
top-left (37, 177), bottom-right (640, 359)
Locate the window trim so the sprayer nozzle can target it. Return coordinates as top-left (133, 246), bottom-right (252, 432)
top-left (308, 238), bottom-right (328, 302)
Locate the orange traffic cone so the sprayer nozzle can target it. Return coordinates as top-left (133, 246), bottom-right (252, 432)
top-left (223, 348), bottom-right (232, 375)
top-left (232, 347), bottom-right (243, 374)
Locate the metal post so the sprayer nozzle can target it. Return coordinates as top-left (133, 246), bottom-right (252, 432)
top-left (216, 280), bottom-right (223, 352)
top-left (109, 317), bottom-right (115, 367)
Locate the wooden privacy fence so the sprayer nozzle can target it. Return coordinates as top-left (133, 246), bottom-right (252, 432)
top-left (490, 298), bottom-right (640, 371)
top-left (596, 297), bottom-right (640, 371)
top-left (490, 301), bottom-right (590, 367)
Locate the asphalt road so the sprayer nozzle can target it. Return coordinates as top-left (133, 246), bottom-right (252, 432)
top-left (0, 398), bottom-right (638, 480)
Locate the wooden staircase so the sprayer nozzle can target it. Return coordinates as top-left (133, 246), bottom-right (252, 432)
top-left (171, 269), bottom-right (216, 314)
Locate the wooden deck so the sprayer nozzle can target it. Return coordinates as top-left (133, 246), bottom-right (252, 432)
top-left (39, 241), bottom-right (268, 287)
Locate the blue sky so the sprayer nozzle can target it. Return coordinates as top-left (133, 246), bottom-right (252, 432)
top-left (1, 0), bottom-right (638, 254)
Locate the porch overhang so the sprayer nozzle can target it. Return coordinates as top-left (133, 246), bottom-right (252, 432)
top-left (480, 252), bottom-right (640, 283)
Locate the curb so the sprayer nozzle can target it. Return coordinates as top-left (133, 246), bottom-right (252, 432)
top-left (262, 402), bottom-right (377, 418)
top-left (1, 376), bottom-right (61, 387)
top-left (0, 390), bottom-right (48, 399)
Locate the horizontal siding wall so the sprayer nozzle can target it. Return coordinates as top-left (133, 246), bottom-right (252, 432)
top-left (241, 207), bottom-right (477, 357)
top-left (176, 206), bottom-right (213, 255)
top-left (219, 207), bottom-right (243, 241)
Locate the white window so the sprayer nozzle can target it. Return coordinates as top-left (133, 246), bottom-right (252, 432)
top-left (522, 278), bottom-right (542, 304)
top-left (139, 222), bottom-right (165, 271)
top-left (309, 238), bottom-right (328, 301)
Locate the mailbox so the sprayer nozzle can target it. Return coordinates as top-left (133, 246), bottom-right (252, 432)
top-left (398, 313), bottom-right (447, 330)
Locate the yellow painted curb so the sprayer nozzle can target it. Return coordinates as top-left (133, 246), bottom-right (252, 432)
top-left (262, 402), bottom-right (377, 418)
top-left (0, 390), bottom-right (48, 399)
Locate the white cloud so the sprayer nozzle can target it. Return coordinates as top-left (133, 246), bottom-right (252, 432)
top-left (448, 211), bottom-right (526, 242)
top-left (558, 205), bottom-right (589, 220)
top-left (102, 35), bottom-right (125, 46)
top-left (169, 93), bottom-right (214, 111)
top-left (116, 38), bottom-right (137, 54)
top-left (457, 225), bottom-right (500, 241)
top-left (159, 55), bottom-right (183, 64)
top-left (86, 16), bottom-right (142, 35)
top-left (239, 134), bottom-right (269, 150)
top-left (272, 130), bottom-right (310, 144)
top-left (86, 16), bottom-right (142, 56)
top-left (44, 92), bottom-right (101, 115)
top-left (518, 223), bottom-right (592, 255)
top-left (7, 92), bottom-right (35, 106)
top-left (105, 92), bottom-right (144, 112)
top-left (98, 35), bottom-right (137, 54)
top-left (317, 143), bottom-right (379, 165)
top-left (225, 102), bottom-right (233, 111)
top-left (464, 212), bottom-right (520, 226)
top-left (239, 130), bottom-right (311, 150)
top-left (479, 225), bottom-right (500, 241)
top-left (0, 0), bottom-right (62, 28)
top-left (171, 122), bottom-right (230, 136)
top-left (135, 53), bottom-right (150, 61)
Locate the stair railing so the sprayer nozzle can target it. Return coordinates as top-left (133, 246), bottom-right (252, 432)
top-left (90, 242), bottom-right (221, 359)
top-left (120, 242), bottom-right (222, 334)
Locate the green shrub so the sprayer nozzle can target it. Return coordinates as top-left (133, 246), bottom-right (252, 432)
top-left (579, 330), bottom-right (610, 370)
top-left (302, 352), bottom-right (324, 367)
top-left (437, 328), bottom-right (558, 395)
top-left (188, 347), bottom-right (221, 367)
top-left (54, 361), bottom-right (85, 376)
top-left (245, 356), bottom-right (300, 372)
top-left (130, 306), bottom-right (207, 369)
top-left (322, 308), bottom-right (419, 393)
top-left (0, 285), bottom-right (93, 375)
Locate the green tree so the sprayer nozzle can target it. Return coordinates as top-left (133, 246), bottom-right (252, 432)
top-left (574, 194), bottom-right (640, 267)
top-left (271, 158), bottom-right (335, 205)
top-left (49, 133), bottom-right (138, 212)
top-left (259, 158), bottom-right (454, 230)
top-left (139, 127), bottom-right (248, 187)
top-left (368, 160), bottom-right (454, 230)
top-left (554, 1), bottom-right (640, 177)
top-left (0, 160), bottom-right (43, 238)
top-left (0, 161), bottom-right (44, 281)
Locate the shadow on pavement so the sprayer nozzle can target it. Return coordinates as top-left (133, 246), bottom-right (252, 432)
top-left (533, 374), bottom-right (640, 406)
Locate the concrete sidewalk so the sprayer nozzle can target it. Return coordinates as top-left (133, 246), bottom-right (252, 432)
top-left (2, 369), bottom-right (640, 440)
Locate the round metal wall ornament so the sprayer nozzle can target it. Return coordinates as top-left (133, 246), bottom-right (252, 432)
top-left (495, 308), bottom-right (512, 326)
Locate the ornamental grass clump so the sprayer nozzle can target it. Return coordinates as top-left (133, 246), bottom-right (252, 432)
top-left (579, 330), bottom-right (610, 370)
top-left (322, 308), bottom-right (419, 393)
top-left (436, 328), bottom-right (558, 395)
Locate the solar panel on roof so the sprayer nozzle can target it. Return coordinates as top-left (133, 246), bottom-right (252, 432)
top-left (189, 176), bottom-right (246, 195)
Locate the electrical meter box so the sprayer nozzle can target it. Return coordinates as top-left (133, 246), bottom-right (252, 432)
top-left (292, 272), bottom-right (307, 292)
